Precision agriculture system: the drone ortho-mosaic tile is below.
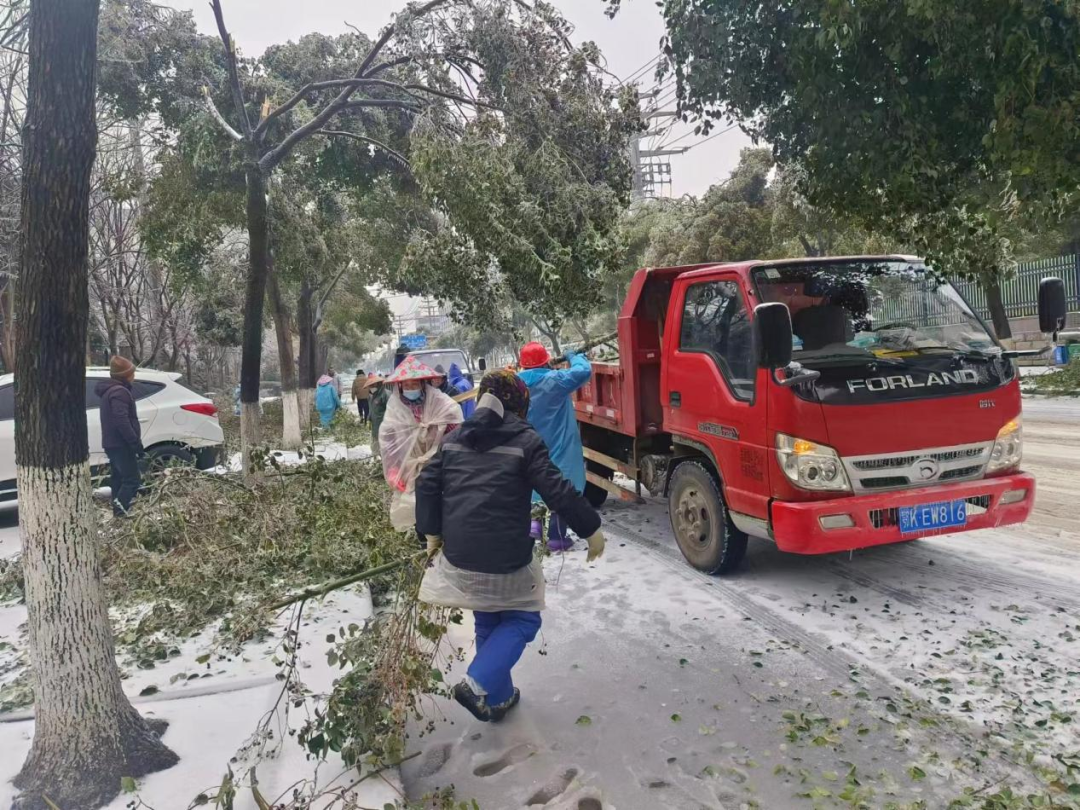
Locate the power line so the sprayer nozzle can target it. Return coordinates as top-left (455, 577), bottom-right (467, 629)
top-left (621, 52), bottom-right (663, 85)
top-left (682, 123), bottom-right (740, 152)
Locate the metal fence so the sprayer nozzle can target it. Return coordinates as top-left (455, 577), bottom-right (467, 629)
top-left (876, 254), bottom-right (1080, 327)
top-left (955, 254), bottom-right (1080, 320)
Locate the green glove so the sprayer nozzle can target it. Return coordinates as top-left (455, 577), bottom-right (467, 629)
top-left (585, 530), bottom-right (605, 562)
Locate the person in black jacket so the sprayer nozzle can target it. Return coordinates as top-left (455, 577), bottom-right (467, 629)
top-left (95, 356), bottom-right (144, 516)
top-left (416, 370), bottom-right (604, 722)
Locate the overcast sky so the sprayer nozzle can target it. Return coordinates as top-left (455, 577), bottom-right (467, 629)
top-left (163, 0), bottom-right (754, 199)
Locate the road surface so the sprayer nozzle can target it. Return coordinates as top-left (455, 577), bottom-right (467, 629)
top-left (403, 398), bottom-right (1080, 809)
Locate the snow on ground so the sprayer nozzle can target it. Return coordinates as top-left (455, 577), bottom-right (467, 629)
top-left (0, 444), bottom-right (398, 810)
top-left (403, 398), bottom-right (1080, 809)
top-left (0, 586), bottom-right (402, 809)
top-left (219, 440), bottom-right (372, 473)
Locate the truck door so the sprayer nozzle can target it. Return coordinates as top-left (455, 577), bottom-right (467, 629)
top-left (663, 275), bottom-right (770, 520)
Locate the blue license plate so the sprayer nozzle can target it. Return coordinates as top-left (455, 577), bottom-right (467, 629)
top-left (899, 500), bottom-right (967, 534)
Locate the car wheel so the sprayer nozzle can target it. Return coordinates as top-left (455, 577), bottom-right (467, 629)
top-left (144, 444), bottom-right (196, 475)
top-left (668, 460), bottom-right (748, 574)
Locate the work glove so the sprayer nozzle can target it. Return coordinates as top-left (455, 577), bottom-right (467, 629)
top-left (426, 534), bottom-right (443, 558)
top-left (584, 530), bottom-right (605, 563)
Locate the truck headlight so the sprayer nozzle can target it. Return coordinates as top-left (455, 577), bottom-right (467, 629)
top-left (775, 433), bottom-right (851, 492)
top-left (987, 418), bottom-right (1022, 474)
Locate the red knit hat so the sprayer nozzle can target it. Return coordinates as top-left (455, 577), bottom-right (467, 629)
top-left (519, 342), bottom-right (550, 369)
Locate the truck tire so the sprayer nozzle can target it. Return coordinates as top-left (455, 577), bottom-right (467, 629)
top-left (584, 463), bottom-right (614, 508)
top-left (668, 460), bottom-right (748, 574)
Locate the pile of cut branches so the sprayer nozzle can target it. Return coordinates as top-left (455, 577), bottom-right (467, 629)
top-left (1027, 359), bottom-right (1080, 396)
top-left (98, 454), bottom-right (411, 652)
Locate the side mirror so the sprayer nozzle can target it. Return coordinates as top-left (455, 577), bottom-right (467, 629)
top-left (754, 302), bottom-right (794, 369)
top-left (1039, 277), bottom-right (1067, 335)
top-left (477, 357), bottom-right (487, 372)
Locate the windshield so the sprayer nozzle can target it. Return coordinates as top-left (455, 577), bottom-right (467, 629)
top-left (408, 350), bottom-right (469, 374)
top-left (754, 260), bottom-right (997, 366)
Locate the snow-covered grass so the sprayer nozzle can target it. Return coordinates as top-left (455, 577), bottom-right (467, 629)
top-left (0, 587), bottom-right (403, 809)
top-left (0, 444), bottom-right (406, 810)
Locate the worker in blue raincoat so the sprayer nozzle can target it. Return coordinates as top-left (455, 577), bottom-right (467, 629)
top-left (447, 362), bottom-right (476, 419)
top-left (517, 341), bottom-right (591, 551)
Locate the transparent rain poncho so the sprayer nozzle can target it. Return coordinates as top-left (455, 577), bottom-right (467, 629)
top-left (378, 384), bottom-right (463, 531)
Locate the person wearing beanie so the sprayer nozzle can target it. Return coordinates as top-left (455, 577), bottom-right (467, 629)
top-left (95, 356), bottom-right (144, 516)
top-left (517, 341), bottom-right (592, 552)
top-left (415, 370), bottom-right (605, 723)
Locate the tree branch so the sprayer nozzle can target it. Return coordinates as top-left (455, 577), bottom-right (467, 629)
top-left (255, 78), bottom-right (403, 139)
top-left (202, 86), bottom-right (244, 142)
top-left (257, 0), bottom-right (454, 173)
top-left (316, 129), bottom-right (411, 170)
top-left (209, 0), bottom-right (252, 139)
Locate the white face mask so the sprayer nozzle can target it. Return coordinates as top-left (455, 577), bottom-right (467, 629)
top-left (402, 388), bottom-right (422, 401)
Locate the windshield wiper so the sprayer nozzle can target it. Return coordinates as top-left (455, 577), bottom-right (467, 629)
top-left (875, 346), bottom-right (999, 361)
top-left (798, 352), bottom-right (905, 368)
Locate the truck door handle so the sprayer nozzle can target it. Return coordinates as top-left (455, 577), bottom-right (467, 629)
top-left (670, 391), bottom-right (681, 408)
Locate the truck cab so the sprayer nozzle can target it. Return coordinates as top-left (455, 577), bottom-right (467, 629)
top-left (575, 256), bottom-right (1067, 573)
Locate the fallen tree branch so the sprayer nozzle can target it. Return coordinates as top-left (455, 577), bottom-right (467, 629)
top-left (267, 552), bottom-right (426, 611)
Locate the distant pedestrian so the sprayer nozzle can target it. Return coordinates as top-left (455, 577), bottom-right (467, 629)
top-left (447, 362), bottom-right (475, 419)
top-left (518, 342), bottom-right (592, 551)
top-left (328, 367), bottom-right (342, 396)
top-left (315, 373), bottom-right (341, 427)
top-left (416, 370), bottom-right (605, 722)
top-left (96, 356), bottom-right (144, 517)
top-left (370, 346), bottom-right (410, 457)
top-left (352, 368), bottom-right (371, 423)
top-left (233, 383), bottom-right (241, 416)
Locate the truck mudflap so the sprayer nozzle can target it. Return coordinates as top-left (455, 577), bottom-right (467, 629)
top-left (770, 473), bottom-right (1036, 555)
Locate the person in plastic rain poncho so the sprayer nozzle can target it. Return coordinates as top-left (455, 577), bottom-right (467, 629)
top-left (416, 370), bottom-right (605, 723)
top-left (378, 356), bottom-right (463, 531)
top-left (315, 373), bottom-right (341, 427)
top-left (518, 342), bottom-right (592, 552)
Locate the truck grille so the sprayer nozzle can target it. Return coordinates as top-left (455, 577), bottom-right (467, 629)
top-left (843, 443), bottom-right (991, 493)
top-left (868, 494), bottom-right (992, 530)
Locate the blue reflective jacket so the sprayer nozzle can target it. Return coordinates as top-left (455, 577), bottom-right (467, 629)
top-left (519, 353), bottom-right (592, 496)
top-left (447, 362), bottom-right (475, 419)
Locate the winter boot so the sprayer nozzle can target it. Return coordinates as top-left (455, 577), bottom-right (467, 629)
top-left (547, 536), bottom-right (574, 552)
top-left (490, 688), bottom-right (521, 722)
top-left (452, 680), bottom-right (493, 722)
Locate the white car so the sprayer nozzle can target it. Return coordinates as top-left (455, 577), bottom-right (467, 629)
top-left (0, 367), bottom-right (224, 502)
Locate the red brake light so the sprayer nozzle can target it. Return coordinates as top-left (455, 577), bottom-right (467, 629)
top-left (181, 403), bottom-right (218, 418)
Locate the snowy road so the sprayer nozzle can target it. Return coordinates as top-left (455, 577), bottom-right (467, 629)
top-left (404, 399), bottom-right (1080, 809)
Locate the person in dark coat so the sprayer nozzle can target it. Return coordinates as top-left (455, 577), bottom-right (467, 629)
top-left (96, 356), bottom-right (144, 516)
top-left (415, 370), bottom-right (605, 723)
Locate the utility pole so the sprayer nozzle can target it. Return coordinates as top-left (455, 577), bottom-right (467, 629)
top-left (631, 92), bottom-right (682, 200)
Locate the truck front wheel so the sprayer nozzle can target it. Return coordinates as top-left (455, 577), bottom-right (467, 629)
top-left (668, 461), bottom-right (748, 574)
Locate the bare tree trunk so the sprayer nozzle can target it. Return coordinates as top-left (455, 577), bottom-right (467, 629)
top-left (240, 165), bottom-right (270, 476)
top-left (0, 277), bottom-right (14, 371)
top-left (13, 1), bottom-right (177, 806)
top-left (267, 268), bottom-right (301, 449)
top-left (982, 272), bottom-right (1013, 341)
top-left (296, 278), bottom-right (316, 427)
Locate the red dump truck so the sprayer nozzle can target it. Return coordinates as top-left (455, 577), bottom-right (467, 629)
top-left (574, 255), bottom-right (1067, 573)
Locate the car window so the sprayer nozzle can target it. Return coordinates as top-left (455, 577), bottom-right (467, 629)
top-left (0, 385), bottom-right (11, 421)
top-left (85, 378), bottom-right (166, 409)
top-left (680, 280), bottom-right (755, 401)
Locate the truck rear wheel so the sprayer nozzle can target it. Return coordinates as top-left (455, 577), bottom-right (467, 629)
top-left (668, 460), bottom-right (748, 574)
top-left (583, 462), bottom-right (614, 508)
